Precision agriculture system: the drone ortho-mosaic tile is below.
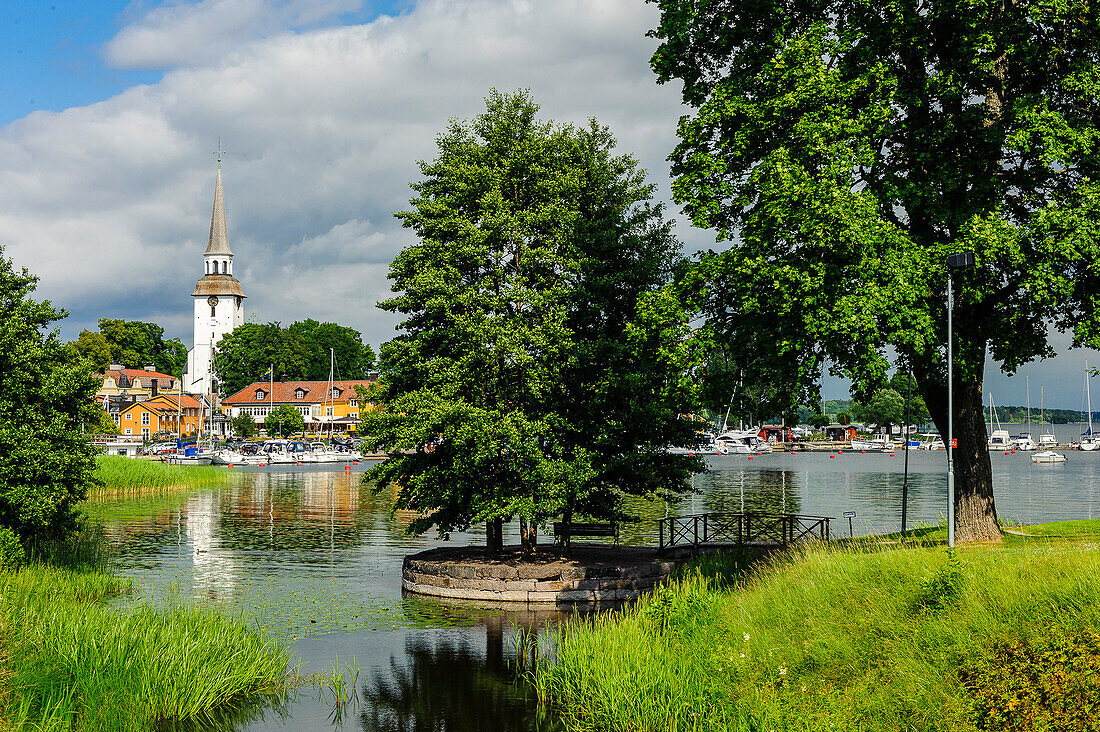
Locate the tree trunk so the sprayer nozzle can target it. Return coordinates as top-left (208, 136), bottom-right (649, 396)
top-left (562, 503), bottom-right (574, 551)
top-left (954, 380), bottom-right (1002, 542)
top-left (486, 518), bottom-right (503, 555)
top-left (519, 519), bottom-right (538, 554)
top-left (913, 341), bottom-right (1002, 543)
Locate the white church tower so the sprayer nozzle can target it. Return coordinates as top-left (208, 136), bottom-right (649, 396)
top-left (186, 154), bottom-right (245, 397)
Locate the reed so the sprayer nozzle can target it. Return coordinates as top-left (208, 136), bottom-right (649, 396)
top-left (534, 537), bottom-right (1100, 731)
top-left (0, 563), bottom-right (293, 730)
top-left (91, 455), bottom-right (237, 496)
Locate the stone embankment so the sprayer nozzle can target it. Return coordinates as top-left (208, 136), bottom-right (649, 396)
top-left (402, 545), bottom-right (676, 604)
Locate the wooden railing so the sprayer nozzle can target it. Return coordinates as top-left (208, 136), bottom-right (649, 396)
top-left (657, 512), bottom-right (831, 552)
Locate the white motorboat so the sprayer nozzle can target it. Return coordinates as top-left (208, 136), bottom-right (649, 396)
top-left (988, 429), bottom-right (1012, 451)
top-left (715, 428), bottom-right (771, 454)
top-left (917, 434), bottom-right (945, 450)
top-left (1012, 433), bottom-right (1037, 451)
top-left (309, 441), bottom-right (342, 462)
top-left (850, 437), bottom-right (894, 452)
top-left (261, 439), bottom-right (297, 464)
top-left (211, 448), bottom-right (245, 465)
top-left (1032, 450), bottom-right (1066, 464)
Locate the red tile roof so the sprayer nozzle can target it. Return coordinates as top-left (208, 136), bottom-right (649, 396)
top-left (100, 368), bottom-right (179, 388)
top-left (222, 380), bottom-right (374, 406)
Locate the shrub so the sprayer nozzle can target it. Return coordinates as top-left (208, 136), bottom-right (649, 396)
top-left (961, 627), bottom-right (1100, 732)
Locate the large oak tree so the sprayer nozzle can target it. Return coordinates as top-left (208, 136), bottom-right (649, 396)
top-left (650, 0), bottom-right (1100, 541)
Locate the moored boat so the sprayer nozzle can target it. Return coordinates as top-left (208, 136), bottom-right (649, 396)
top-left (1032, 450), bottom-right (1066, 464)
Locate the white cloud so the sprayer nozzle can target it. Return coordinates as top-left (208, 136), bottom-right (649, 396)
top-left (1, 0), bottom-right (692, 356)
top-left (12, 0), bottom-right (1088, 406)
top-left (106, 0), bottom-right (364, 70)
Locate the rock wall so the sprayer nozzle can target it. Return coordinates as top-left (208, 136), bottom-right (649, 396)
top-left (402, 551), bottom-right (677, 604)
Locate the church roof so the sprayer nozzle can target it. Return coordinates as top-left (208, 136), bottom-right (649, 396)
top-left (205, 168), bottom-right (232, 256)
top-left (192, 275), bottom-right (246, 297)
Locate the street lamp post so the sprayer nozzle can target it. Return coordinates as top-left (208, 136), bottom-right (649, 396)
top-left (946, 251), bottom-right (975, 548)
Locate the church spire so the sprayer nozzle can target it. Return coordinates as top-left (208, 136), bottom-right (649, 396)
top-left (205, 166), bottom-right (232, 256)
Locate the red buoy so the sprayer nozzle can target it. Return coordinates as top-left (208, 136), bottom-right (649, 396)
top-left (890, 453), bottom-right (895, 457)
top-left (748, 456), bottom-right (754, 460)
top-left (353, 461), bottom-right (359, 465)
top-left (830, 455), bottom-right (835, 459)
top-left (228, 464), bottom-right (234, 468)
top-left (344, 464), bottom-right (351, 471)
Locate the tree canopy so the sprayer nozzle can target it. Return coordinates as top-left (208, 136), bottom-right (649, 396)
top-left (650, 0), bottom-right (1100, 541)
top-left (362, 90), bottom-right (702, 551)
top-left (213, 320), bottom-right (376, 397)
top-left (0, 246), bottom-right (99, 547)
top-left (68, 319), bottom-right (188, 376)
top-left (264, 405), bottom-right (304, 437)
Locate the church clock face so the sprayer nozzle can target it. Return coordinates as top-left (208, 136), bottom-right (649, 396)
top-left (207, 296), bottom-right (219, 307)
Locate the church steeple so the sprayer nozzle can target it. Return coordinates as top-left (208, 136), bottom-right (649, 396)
top-left (204, 167), bottom-right (232, 256)
top-left (188, 153), bottom-right (246, 400)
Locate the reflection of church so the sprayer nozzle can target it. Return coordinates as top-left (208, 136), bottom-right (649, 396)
top-left (183, 150), bottom-right (245, 432)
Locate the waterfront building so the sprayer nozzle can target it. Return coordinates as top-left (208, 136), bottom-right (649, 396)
top-left (94, 363), bottom-right (178, 401)
top-left (116, 393), bottom-right (212, 438)
top-left (221, 379), bottom-right (375, 433)
top-left (184, 161), bottom-right (245, 399)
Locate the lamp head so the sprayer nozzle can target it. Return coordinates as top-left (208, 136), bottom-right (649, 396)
top-left (946, 252), bottom-right (975, 269)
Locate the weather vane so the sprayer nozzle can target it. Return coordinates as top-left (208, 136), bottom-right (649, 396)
top-left (213, 138), bottom-right (226, 169)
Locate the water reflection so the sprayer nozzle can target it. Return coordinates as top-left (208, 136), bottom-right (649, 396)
top-left (85, 451), bottom-right (1100, 730)
top-left (358, 615), bottom-right (561, 732)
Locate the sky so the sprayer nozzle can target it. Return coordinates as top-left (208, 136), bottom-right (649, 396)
top-left (1, 0), bottom-right (1097, 411)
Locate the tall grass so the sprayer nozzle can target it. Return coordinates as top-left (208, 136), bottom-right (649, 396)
top-left (92, 455), bottom-right (237, 496)
top-left (534, 540), bottom-right (1100, 731)
top-left (0, 526), bottom-right (294, 730)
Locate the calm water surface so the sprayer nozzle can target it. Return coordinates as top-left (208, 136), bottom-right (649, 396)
top-left (89, 434), bottom-right (1100, 729)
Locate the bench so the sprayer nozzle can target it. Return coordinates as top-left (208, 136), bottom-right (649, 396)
top-left (553, 522), bottom-right (617, 542)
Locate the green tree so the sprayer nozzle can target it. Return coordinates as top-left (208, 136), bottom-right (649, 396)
top-left (852, 388), bottom-right (906, 436)
top-left (363, 90), bottom-right (701, 552)
top-left (650, 0), bottom-right (1100, 541)
top-left (232, 412), bottom-right (257, 438)
top-left (264, 406), bottom-right (304, 437)
top-left (0, 247), bottom-right (100, 546)
top-left (93, 318), bottom-right (188, 376)
top-left (213, 320), bottom-right (374, 397)
top-left (66, 330), bottom-right (111, 372)
top-left (889, 371), bottom-right (931, 428)
top-left (808, 413), bottom-right (830, 430)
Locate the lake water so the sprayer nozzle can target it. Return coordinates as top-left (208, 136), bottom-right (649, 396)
top-left (89, 434), bottom-right (1100, 729)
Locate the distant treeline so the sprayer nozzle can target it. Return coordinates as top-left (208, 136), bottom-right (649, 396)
top-left (989, 406), bottom-right (1093, 425)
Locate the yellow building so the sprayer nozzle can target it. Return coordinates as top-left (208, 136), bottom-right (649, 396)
top-left (116, 393), bottom-right (210, 438)
top-left (221, 380), bottom-right (375, 433)
top-left (95, 364), bottom-right (178, 401)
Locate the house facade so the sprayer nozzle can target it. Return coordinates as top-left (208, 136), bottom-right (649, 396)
top-left (221, 379), bottom-right (375, 433)
top-left (115, 393), bottom-right (213, 438)
top-left (95, 364), bottom-right (178, 401)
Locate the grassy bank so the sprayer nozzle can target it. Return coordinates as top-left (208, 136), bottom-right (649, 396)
top-left (0, 534), bottom-right (293, 730)
top-left (533, 535), bottom-right (1100, 731)
top-left (92, 455), bottom-right (237, 496)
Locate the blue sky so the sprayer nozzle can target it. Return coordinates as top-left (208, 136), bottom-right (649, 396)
top-left (0, 1), bottom-right (408, 124)
top-left (0, 0), bottom-right (1097, 410)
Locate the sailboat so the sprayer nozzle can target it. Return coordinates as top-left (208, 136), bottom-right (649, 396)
top-left (1081, 361), bottom-right (1099, 452)
top-left (1013, 376), bottom-right (1037, 451)
top-left (1038, 385), bottom-right (1058, 448)
top-left (987, 394), bottom-right (1011, 450)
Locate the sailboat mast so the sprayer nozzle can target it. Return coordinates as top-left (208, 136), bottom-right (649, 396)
top-left (1026, 375), bottom-right (1031, 435)
top-left (1088, 360), bottom-right (1093, 438)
